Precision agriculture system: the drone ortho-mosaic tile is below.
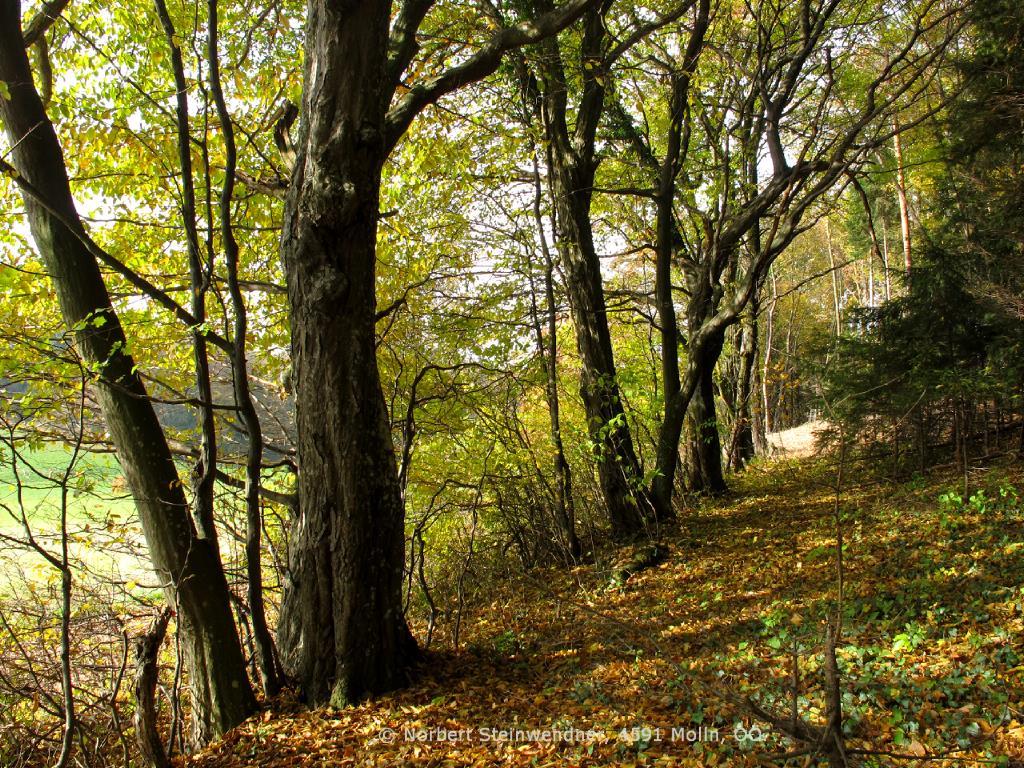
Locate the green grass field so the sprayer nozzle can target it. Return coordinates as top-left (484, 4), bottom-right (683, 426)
top-left (0, 444), bottom-right (135, 533)
top-left (0, 444), bottom-right (147, 594)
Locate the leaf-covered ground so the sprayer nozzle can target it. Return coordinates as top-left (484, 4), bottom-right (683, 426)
top-left (183, 456), bottom-right (1024, 767)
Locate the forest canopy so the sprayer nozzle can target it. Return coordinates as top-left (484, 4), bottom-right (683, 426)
top-left (0, 0), bottom-right (1022, 765)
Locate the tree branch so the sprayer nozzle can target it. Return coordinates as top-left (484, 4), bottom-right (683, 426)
top-left (0, 156), bottom-right (235, 356)
top-left (386, 0), bottom-right (436, 89)
top-left (22, 0), bottom-right (71, 48)
top-left (384, 0), bottom-right (601, 151)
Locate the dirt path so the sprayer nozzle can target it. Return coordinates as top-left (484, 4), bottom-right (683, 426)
top-left (766, 419), bottom-right (827, 458)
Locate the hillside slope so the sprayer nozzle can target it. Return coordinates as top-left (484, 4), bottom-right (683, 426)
top-left (184, 456), bottom-right (1024, 767)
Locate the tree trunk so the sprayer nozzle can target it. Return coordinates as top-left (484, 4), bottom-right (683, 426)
top-left (153, 0), bottom-right (219, 545)
top-left (650, 0), bottom-right (712, 516)
top-left (729, 306), bottom-right (758, 471)
top-left (751, 348), bottom-right (770, 456)
top-left (762, 268), bottom-right (777, 436)
top-left (681, 274), bottom-right (727, 494)
top-left (533, 13), bottom-right (649, 539)
top-left (206, 0), bottom-right (281, 697)
top-left (276, 0), bottom-right (600, 704)
top-left (893, 120), bottom-right (913, 273)
top-left (549, 156), bottom-right (648, 537)
top-left (825, 218), bottom-right (842, 335)
top-left (880, 215), bottom-right (891, 301)
top-left (276, 0), bottom-right (417, 706)
top-left (682, 332), bottom-right (727, 494)
top-left (0, 7), bottom-right (256, 742)
top-left (134, 609), bottom-right (172, 768)
top-left (528, 154), bottom-right (581, 561)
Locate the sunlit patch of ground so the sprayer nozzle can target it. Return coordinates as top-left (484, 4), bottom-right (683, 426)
top-left (767, 419), bottom-right (827, 458)
top-left (183, 454), bottom-right (1024, 767)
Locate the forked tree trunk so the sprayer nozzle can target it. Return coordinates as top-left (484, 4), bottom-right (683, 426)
top-left (682, 334), bottom-right (727, 494)
top-left (0, 6), bottom-right (256, 741)
top-left (681, 281), bottom-right (727, 494)
top-left (647, 0), bottom-right (712, 517)
top-left (728, 308), bottom-right (759, 471)
top-left (276, 0), bottom-right (599, 704)
top-left (275, 0), bottom-right (417, 706)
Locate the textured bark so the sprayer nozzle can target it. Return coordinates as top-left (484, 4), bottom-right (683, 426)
top-left (277, 0), bottom-right (601, 705)
top-left (134, 609), bottom-right (172, 768)
top-left (276, 0), bottom-right (417, 705)
top-left (533, 6), bottom-right (649, 539)
top-left (0, 5), bottom-right (256, 741)
top-left (728, 309), bottom-right (758, 471)
top-left (682, 335), bottom-right (727, 494)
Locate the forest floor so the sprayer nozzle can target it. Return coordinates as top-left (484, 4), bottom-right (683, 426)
top-left (183, 453), bottom-right (1024, 767)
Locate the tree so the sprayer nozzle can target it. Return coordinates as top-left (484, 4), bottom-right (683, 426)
top-left (821, 0), bottom-right (1024, 471)
top-left (2, 0), bottom-right (603, 713)
top-left (513, 1), bottom-right (697, 535)
top-left (524, 150), bottom-right (583, 560)
top-left (0, 0), bottom-right (973, 736)
top-left (605, 0), bottom-right (964, 515)
top-left (945, 0), bottom-right (1024, 322)
top-left (274, 0), bottom-right (604, 705)
top-left (0, 1), bottom-right (256, 741)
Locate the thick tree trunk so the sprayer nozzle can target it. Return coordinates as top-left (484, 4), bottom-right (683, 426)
top-left (681, 278), bottom-right (727, 494)
top-left (276, 0), bottom-right (417, 706)
top-left (682, 333), bottom-right (727, 494)
top-left (728, 147), bottom-right (763, 470)
top-left (276, 0), bottom-right (600, 704)
top-left (728, 308), bottom-right (758, 471)
top-left (652, 75), bottom-right (685, 519)
top-left (0, 6), bottom-right (256, 741)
